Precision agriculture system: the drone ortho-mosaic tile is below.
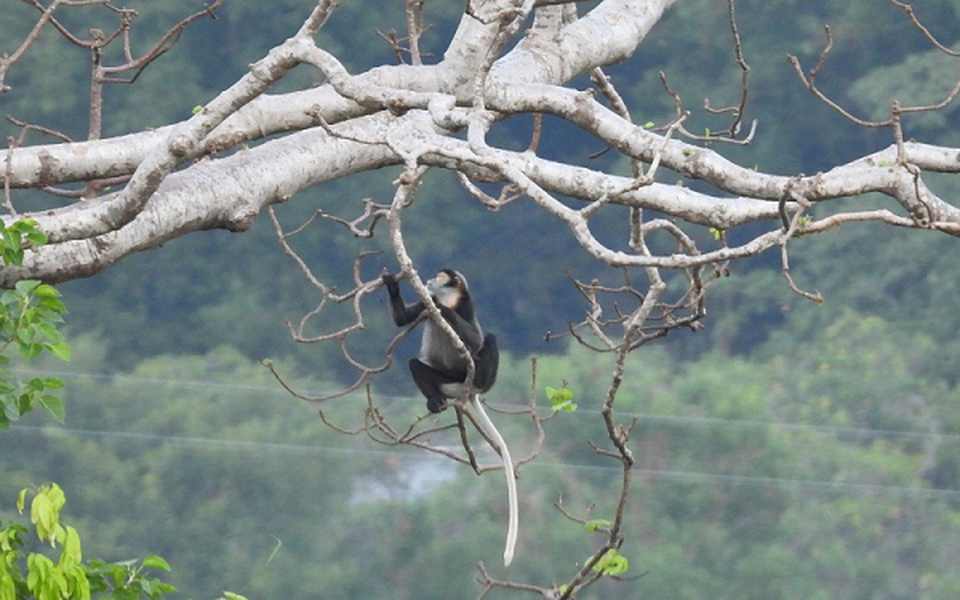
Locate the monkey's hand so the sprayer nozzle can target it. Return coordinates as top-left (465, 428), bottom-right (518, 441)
top-left (381, 270), bottom-right (400, 294)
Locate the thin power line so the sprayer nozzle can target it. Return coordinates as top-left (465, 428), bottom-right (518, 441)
top-left (13, 367), bottom-right (960, 445)
top-left (6, 423), bottom-right (960, 501)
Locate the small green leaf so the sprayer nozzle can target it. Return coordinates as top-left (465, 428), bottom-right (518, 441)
top-left (61, 526), bottom-right (82, 569)
top-left (38, 395), bottom-right (65, 423)
top-left (32, 284), bottom-right (60, 298)
top-left (25, 230), bottom-right (48, 246)
top-left (17, 488), bottom-right (29, 514)
top-left (585, 518), bottom-right (612, 533)
top-left (48, 341), bottom-right (71, 361)
top-left (31, 493), bottom-right (55, 543)
top-left (37, 296), bottom-right (68, 314)
top-left (142, 555), bottom-right (172, 571)
top-left (26, 553), bottom-right (54, 591)
top-left (592, 548), bottom-right (630, 577)
top-left (3, 247), bottom-right (24, 267)
top-left (43, 377), bottom-right (66, 389)
top-left (546, 385), bottom-right (577, 412)
top-left (14, 280), bottom-right (40, 296)
top-left (46, 483), bottom-right (66, 511)
top-left (19, 343), bottom-right (44, 360)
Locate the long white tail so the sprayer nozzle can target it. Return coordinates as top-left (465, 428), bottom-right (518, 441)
top-left (469, 396), bottom-right (518, 566)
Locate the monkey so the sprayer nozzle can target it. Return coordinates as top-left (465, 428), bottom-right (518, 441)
top-left (382, 268), bottom-right (499, 413)
top-left (382, 268), bottom-right (518, 566)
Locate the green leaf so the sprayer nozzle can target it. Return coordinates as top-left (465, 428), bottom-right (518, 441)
top-left (3, 247), bottom-right (24, 267)
top-left (38, 395), bottom-right (65, 424)
top-left (48, 341), bottom-right (71, 362)
top-left (43, 377), bottom-right (66, 389)
top-left (26, 553), bottom-right (54, 592)
top-left (585, 518), bottom-right (612, 533)
top-left (14, 280), bottom-right (40, 296)
top-left (157, 582), bottom-right (179, 593)
top-left (25, 230), bottom-right (48, 246)
top-left (546, 385), bottom-right (577, 412)
top-left (0, 568), bottom-right (15, 600)
top-left (0, 290), bottom-right (19, 306)
top-left (32, 284), bottom-right (60, 299)
top-left (61, 526), bottom-right (83, 569)
top-left (30, 484), bottom-right (67, 544)
top-left (19, 343), bottom-right (44, 360)
top-left (36, 296), bottom-right (68, 314)
top-left (591, 548), bottom-right (630, 577)
top-left (46, 484), bottom-right (66, 512)
top-left (31, 493), bottom-right (55, 542)
top-left (141, 555), bottom-right (171, 571)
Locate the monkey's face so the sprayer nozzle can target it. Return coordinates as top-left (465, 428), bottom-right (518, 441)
top-left (427, 269), bottom-right (466, 309)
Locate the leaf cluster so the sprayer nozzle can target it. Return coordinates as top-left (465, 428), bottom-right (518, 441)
top-left (1, 484), bottom-right (177, 600)
top-left (546, 384), bottom-right (577, 413)
top-left (0, 221), bottom-right (70, 428)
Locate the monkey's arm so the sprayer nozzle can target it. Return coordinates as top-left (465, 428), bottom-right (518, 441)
top-left (437, 304), bottom-right (484, 352)
top-left (382, 272), bottom-right (425, 326)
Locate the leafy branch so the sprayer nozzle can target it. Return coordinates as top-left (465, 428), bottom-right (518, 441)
top-left (0, 219), bottom-right (69, 428)
top-left (1, 483), bottom-right (179, 600)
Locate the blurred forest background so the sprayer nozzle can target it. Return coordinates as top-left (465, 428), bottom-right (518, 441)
top-left (4, 0), bottom-right (960, 597)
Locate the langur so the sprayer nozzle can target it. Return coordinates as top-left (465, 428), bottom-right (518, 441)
top-left (383, 269), bottom-right (517, 566)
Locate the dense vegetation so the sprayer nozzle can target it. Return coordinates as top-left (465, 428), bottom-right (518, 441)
top-left (3, 1), bottom-right (960, 597)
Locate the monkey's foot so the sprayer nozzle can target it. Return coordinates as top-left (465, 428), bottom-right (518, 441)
top-left (426, 397), bottom-right (448, 413)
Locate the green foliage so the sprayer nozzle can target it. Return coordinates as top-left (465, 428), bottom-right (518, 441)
top-left (546, 384), bottom-right (577, 413)
top-left (0, 221), bottom-right (70, 428)
top-left (0, 220), bottom-right (46, 268)
top-left (85, 556), bottom-right (176, 599)
top-left (0, 230), bottom-right (180, 599)
top-left (592, 548), bottom-right (629, 577)
top-left (2, 329), bottom-right (960, 598)
top-left (584, 519), bottom-right (612, 533)
top-left (1, 484), bottom-right (176, 600)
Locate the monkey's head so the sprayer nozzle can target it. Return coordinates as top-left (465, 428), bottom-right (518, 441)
top-left (427, 268), bottom-right (469, 309)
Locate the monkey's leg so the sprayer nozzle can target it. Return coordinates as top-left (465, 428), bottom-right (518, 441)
top-left (409, 359), bottom-right (461, 413)
top-left (474, 333), bottom-right (499, 393)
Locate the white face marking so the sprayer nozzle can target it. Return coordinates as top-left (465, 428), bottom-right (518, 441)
top-left (427, 271), bottom-right (461, 308)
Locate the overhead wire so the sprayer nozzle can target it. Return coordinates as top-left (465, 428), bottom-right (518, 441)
top-left (12, 366), bottom-right (960, 444)
top-left (6, 367), bottom-right (960, 500)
